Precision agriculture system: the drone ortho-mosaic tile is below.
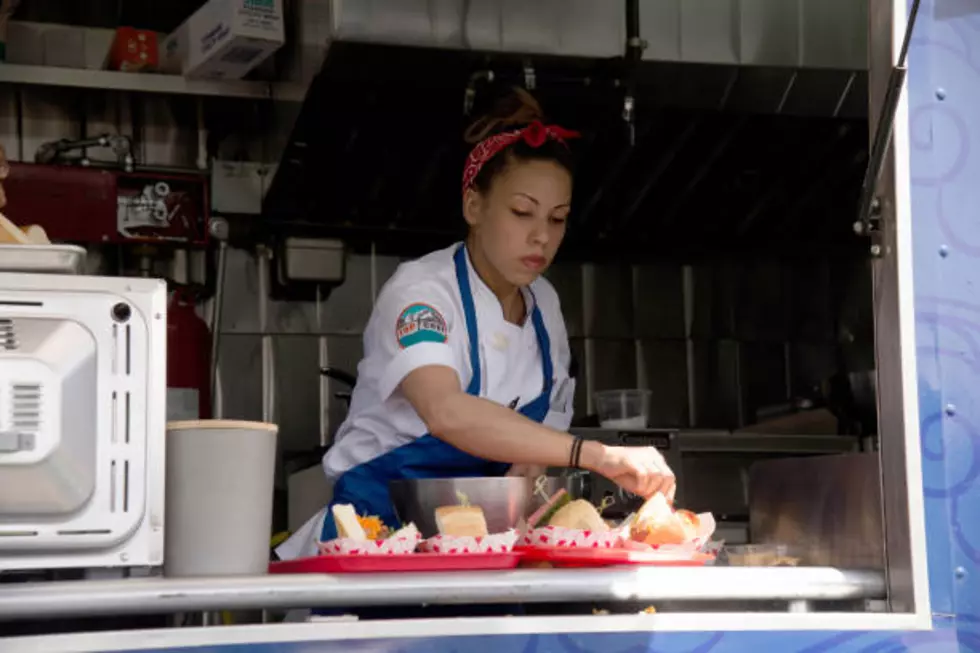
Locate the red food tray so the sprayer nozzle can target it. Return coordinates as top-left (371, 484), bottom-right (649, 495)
top-left (270, 551), bottom-right (524, 574)
top-left (516, 546), bottom-right (713, 568)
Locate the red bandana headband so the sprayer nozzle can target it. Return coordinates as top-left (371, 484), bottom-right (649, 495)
top-left (461, 120), bottom-right (580, 195)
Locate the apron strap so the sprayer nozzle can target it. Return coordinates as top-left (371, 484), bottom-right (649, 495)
top-left (528, 289), bottom-right (554, 395)
top-left (453, 246), bottom-right (482, 396)
top-left (455, 245), bottom-right (555, 398)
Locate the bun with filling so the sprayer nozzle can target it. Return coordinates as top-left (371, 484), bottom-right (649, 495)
top-left (546, 499), bottom-right (609, 532)
top-left (527, 489), bottom-right (571, 529)
top-left (630, 493), bottom-right (698, 546)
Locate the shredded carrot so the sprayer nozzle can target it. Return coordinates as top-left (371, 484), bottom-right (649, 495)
top-left (357, 515), bottom-right (387, 540)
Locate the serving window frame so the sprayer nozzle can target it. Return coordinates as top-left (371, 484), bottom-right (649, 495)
top-left (299, 0), bottom-right (932, 635)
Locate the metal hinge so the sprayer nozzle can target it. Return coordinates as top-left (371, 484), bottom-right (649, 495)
top-left (855, 197), bottom-right (885, 257)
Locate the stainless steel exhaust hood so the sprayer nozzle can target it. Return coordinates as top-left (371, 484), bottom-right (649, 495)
top-left (263, 1), bottom-right (870, 262)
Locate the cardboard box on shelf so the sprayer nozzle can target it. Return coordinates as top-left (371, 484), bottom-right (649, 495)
top-left (3, 21), bottom-right (42, 65)
top-left (108, 27), bottom-right (159, 72)
top-left (43, 26), bottom-right (86, 69)
top-left (161, 0), bottom-right (284, 80)
top-left (4, 22), bottom-right (115, 69)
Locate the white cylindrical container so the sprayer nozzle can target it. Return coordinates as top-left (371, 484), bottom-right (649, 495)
top-left (165, 420), bottom-right (278, 577)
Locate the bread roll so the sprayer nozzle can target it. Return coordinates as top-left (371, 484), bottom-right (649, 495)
top-left (22, 225), bottom-right (50, 245)
top-left (630, 493), bottom-right (698, 546)
top-left (435, 506), bottom-right (489, 537)
top-left (331, 504), bottom-right (368, 541)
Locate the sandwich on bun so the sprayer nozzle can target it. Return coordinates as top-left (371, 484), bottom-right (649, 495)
top-left (546, 499), bottom-right (609, 532)
top-left (629, 493), bottom-right (699, 546)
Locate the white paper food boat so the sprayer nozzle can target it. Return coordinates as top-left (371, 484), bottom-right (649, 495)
top-left (617, 512), bottom-right (718, 558)
top-left (318, 531), bottom-right (422, 556)
top-left (519, 525), bottom-right (622, 549)
top-left (419, 529), bottom-right (519, 554)
top-left (520, 512), bottom-right (718, 559)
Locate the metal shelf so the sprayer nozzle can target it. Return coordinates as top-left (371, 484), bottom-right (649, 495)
top-left (0, 63), bottom-right (305, 101)
top-left (0, 567), bottom-right (885, 619)
top-left (571, 429), bottom-right (860, 455)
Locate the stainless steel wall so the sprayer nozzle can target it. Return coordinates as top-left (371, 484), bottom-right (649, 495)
top-left (3, 1), bottom-right (869, 76)
top-left (318, 0), bottom-right (867, 69)
top-left (640, 0), bottom-right (867, 68)
top-left (0, 53), bottom-right (873, 471)
top-left (214, 246), bottom-right (873, 463)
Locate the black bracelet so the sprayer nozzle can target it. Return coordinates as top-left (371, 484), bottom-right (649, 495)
top-left (569, 437), bottom-right (584, 469)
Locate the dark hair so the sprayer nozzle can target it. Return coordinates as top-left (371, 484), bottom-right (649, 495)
top-left (463, 87), bottom-right (575, 195)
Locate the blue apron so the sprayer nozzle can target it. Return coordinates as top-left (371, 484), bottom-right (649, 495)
top-left (320, 244), bottom-right (555, 541)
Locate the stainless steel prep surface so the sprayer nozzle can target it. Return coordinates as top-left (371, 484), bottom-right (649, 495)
top-left (0, 568), bottom-right (885, 619)
top-left (0, 243), bottom-right (87, 274)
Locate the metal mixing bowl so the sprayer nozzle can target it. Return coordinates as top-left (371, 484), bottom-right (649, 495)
top-left (389, 476), bottom-right (567, 537)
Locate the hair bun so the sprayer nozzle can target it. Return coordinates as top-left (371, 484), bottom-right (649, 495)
top-left (464, 87), bottom-right (546, 144)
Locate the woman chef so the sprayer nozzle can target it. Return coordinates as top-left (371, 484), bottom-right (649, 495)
top-left (277, 89), bottom-right (675, 560)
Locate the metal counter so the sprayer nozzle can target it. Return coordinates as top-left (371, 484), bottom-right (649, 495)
top-left (0, 567), bottom-right (885, 620)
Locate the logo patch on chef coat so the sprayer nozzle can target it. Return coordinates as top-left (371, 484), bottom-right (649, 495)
top-left (396, 303), bottom-right (448, 348)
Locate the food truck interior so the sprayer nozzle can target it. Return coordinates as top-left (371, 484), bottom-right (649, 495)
top-left (270, 37), bottom-right (878, 544)
top-left (0, 0), bottom-right (928, 636)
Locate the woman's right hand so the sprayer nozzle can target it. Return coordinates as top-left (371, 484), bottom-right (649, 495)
top-left (590, 444), bottom-right (676, 500)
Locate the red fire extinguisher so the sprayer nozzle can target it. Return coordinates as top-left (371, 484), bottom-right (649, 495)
top-left (167, 289), bottom-right (212, 421)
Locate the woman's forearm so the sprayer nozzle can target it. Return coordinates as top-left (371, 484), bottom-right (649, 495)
top-left (400, 365), bottom-right (604, 471)
top-left (507, 463), bottom-right (548, 478)
top-left (400, 366), bottom-right (674, 498)
top-left (429, 391), bottom-right (603, 470)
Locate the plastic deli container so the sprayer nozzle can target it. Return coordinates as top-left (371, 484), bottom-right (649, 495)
top-left (595, 389), bottom-right (651, 429)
